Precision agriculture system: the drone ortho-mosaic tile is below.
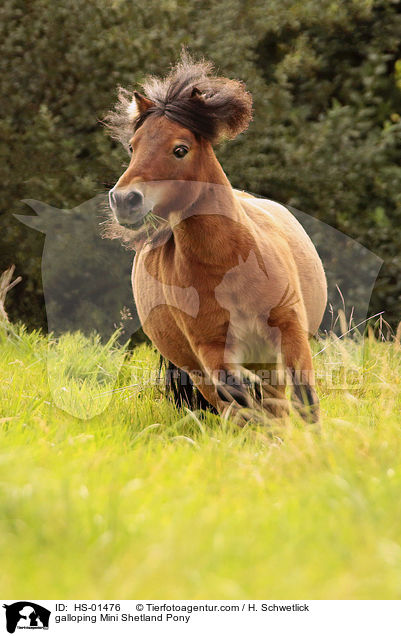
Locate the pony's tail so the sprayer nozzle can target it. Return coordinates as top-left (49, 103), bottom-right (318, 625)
top-left (159, 356), bottom-right (217, 413)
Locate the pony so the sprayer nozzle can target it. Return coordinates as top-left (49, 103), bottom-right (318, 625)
top-left (105, 53), bottom-right (327, 424)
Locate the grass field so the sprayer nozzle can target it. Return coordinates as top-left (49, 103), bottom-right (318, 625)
top-left (0, 322), bottom-right (400, 599)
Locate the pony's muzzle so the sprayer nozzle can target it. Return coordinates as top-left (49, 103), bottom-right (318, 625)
top-left (109, 187), bottom-right (145, 227)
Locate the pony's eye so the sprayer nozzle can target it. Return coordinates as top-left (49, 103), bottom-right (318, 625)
top-left (173, 145), bottom-right (188, 158)
top-left (128, 143), bottom-right (133, 154)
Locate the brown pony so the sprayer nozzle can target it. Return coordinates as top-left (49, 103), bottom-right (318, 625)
top-left (106, 53), bottom-right (327, 424)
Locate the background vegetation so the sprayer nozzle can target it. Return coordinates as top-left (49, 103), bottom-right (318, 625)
top-left (1, 0), bottom-right (400, 331)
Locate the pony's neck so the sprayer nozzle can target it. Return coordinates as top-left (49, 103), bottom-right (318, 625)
top-left (169, 155), bottom-right (247, 263)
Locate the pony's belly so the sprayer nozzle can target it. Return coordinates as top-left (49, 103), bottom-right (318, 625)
top-left (240, 194), bottom-right (327, 334)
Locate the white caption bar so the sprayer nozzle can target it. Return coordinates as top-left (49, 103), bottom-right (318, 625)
top-left (1, 600), bottom-right (399, 635)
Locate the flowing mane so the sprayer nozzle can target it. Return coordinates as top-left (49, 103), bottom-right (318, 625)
top-left (105, 52), bottom-right (253, 149)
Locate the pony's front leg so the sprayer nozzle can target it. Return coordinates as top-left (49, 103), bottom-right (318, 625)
top-left (268, 308), bottom-right (320, 424)
top-left (196, 342), bottom-right (274, 425)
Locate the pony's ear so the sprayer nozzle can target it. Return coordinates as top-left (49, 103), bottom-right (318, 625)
top-left (127, 91), bottom-right (155, 122)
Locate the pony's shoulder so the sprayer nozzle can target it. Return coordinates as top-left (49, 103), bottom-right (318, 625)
top-left (233, 189), bottom-right (292, 223)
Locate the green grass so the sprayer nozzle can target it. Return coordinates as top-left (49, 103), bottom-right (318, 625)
top-left (0, 322), bottom-right (401, 599)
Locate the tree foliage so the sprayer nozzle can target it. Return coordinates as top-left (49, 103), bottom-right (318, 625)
top-left (1, 0), bottom-right (400, 330)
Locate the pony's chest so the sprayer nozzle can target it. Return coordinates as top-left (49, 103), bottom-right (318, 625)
top-left (132, 247), bottom-right (205, 329)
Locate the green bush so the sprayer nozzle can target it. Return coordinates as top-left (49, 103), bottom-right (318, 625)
top-left (1, 0), bottom-right (400, 331)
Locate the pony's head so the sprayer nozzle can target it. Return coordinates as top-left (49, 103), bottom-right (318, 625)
top-left (105, 52), bottom-right (252, 234)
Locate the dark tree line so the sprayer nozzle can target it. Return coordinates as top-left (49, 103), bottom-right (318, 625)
top-left (1, 0), bottom-right (400, 334)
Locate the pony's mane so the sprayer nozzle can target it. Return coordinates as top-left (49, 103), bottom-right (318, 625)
top-left (105, 52), bottom-right (252, 148)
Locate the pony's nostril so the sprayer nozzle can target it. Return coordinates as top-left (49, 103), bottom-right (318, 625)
top-left (110, 188), bottom-right (145, 226)
top-left (126, 190), bottom-right (144, 209)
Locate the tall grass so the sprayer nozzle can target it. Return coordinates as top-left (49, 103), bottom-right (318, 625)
top-left (0, 322), bottom-right (400, 599)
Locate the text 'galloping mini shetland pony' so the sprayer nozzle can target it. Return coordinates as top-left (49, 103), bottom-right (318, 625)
top-left (106, 53), bottom-right (327, 424)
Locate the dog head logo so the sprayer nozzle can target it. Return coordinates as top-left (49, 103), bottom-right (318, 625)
top-left (2, 602), bottom-right (50, 633)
